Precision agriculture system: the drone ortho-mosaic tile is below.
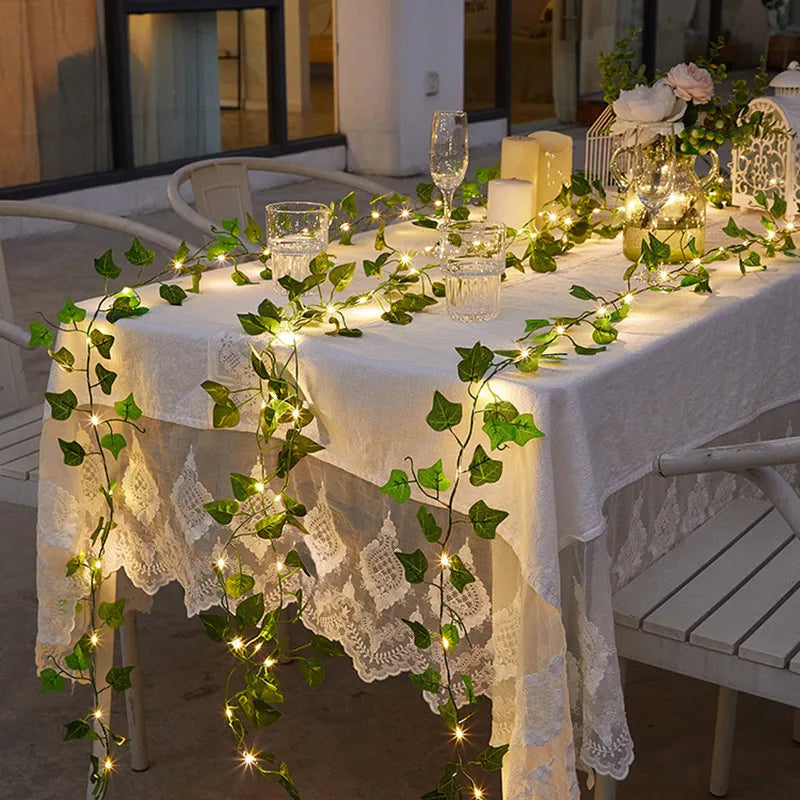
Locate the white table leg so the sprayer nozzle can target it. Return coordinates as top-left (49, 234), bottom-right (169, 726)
top-left (594, 774), bottom-right (618, 800)
top-left (87, 569), bottom-right (117, 800)
top-left (120, 610), bottom-right (149, 771)
top-left (792, 708), bottom-right (800, 745)
top-left (709, 686), bottom-right (738, 797)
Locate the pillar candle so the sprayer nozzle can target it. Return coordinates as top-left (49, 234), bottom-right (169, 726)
top-left (500, 136), bottom-right (540, 198)
top-left (487, 178), bottom-right (534, 230)
top-left (528, 131), bottom-right (573, 212)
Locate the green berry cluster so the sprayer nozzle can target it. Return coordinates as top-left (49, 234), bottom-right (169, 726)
top-left (679, 117), bottom-right (727, 155)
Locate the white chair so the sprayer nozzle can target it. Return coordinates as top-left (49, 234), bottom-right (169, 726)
top-left (596, 436), bottom-right (800, 799)
top-left (166, 155), bottom-right (399, 240)
top-left (0, 201), bottom-right (195, 780)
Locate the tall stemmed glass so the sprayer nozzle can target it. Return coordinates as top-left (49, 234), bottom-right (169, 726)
top-left (430, 110), bottom-right (469, 223)
top-left (630, 130), bottom-right (677, 219)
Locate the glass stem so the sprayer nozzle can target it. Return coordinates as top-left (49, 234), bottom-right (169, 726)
top-left (442, 189), bottom-right (455, 225)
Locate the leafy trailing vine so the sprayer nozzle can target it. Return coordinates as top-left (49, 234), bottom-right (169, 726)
top-left (30, 164), bottom-right (798, 800)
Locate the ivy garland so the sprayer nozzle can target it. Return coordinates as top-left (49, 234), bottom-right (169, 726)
top-left (30, 168), bottom-right (796, 799)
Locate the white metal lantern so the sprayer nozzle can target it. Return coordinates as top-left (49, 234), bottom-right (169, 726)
top-left (585, 104), bottom-right (623, 191)
top-left (731, 64), bottom-right (800, 219)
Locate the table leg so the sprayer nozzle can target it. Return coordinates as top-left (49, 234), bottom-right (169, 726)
top-left (87, 569), bottom-right (117, 800)
top-left (594, 774), bottom-right (618, 800)
top-left (709, 686), bottom-right (738, 797)
top-left (120, 610), bottom-right (149, 771)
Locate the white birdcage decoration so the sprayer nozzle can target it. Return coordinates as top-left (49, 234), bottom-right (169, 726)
top-left (731, 63), bottom-right (800, 219)
top-left (585, 104), bottom-right (624, 191)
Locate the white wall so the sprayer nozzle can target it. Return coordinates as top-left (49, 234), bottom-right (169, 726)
top-left (337, 0), bottom-right (466, 176)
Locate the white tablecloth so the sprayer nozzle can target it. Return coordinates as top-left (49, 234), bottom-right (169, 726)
top-left (36, 209), bottom-right (800, 799)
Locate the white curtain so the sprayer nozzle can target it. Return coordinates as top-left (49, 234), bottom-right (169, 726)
top-left (128, 12), bottom-right (222, 167)
top-left (0, 0), bottom-right (111, 187)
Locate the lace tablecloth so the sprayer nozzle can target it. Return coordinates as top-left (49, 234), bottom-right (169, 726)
top-left (37, 211), bottom-right (800, 799)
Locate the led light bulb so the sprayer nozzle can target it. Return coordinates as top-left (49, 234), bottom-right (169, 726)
top-left (93, 709), bottom-right (103, 720)
top-left (340, 222), bottom-right (351, 232)
top-left (173, 260), bottom-right (183, 270)
top-left (230, 637), bottom-right (244, 651)
top-left (216, 557), bottom-right (226, 570)
top-left (242, 752), bottom-right (257, 767)
top-left (264, 657), bottom-right (276, 668)
top-left (254, 482), bottom-right (265, 493)
top-left (440, 553), bottom-right (450, 568)
top-left (90, 632), bottom-right (100, 647)
top-left (90, 415), bottom-right (100, 427)
top-left (454, 726), bottom-right (464, 741)
top-left (622, 293), bottom-right (634, 305)
top-left (103, 758), bottom-right (113, 772)
top-left (371, 210), bottom-right (380, 220)
top-left (555, 325), bottom-right (566, 336)
top-left (225, 707), bottom-right (233, 720)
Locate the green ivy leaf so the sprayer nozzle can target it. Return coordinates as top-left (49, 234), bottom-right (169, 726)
top-left (65, 637), bottom-right (91, 672)
top-left (39, 668), bottom-right (65, 693)
top-left (484, 400), bottom-right (519, 423)
top-left (244, 213), bottom-right (263, 243)
top-left (455, 342), bottom-right (494, 382)
top-left (468, 444), bottom-right (503, 486)
top-left (49, 347), bottom-right (75, 371)
top-left (425, 390), bottom-right (463, 432)
top-left (309, 634), bottom-right (346, 658)
top-left (448, 554), bottom-right (475, 592)
top-left (124, 238), bottom-right (155, 267)
top-left (64, 720), bottom-right (96, 741)
top-left (409, 666), bottom-right (441, 692)
top-left (395, 549), bottom-right (428, 584)
top-left (300, 657), bottom-right (325, 689)
top-left (438, 698), bottom-right (459, 729)
top-left (401, 618), bottom-right (431, 648)
top-left (255, 512), bottom-right (287, 539)
top-left (58, 439), bottom-right (85, 467)
top-left (199, 612), bottom-right (230, 642)
top-left (159, 283), bottom-right (188, 306)
top-left (28, 321), bottom-right (54, 349)
top-left (276, 430), bottom-right (324, 477)
top-left (574, 344), bottom-right (606, 356)
top-left (89, 329), bottom-right (114, 359)
top-left (99, 599), bottom-right (125, 629)
top-left (329, 261), bottom-right (356, 291)
top-left (510, 413), bottom-right (544, 446)
top-left (221, 218), bottom-right (239, 236)
top-left (417, 458), bottom-right (451, 492)
top-left (57, 298), bottom-right (87, 324)
top-left (379, 469), bottom-right (411, 503)
top-left (230, 472), bottom-right (260, 501)
top-left (438, 762), bottom-right (460, 800)
top-left (106, 665), bottom-right (134, 692)
top-left (65, 553), bottom-right (84, 577)
top-left (477, 744), bottom-right (510, 771)
top-left (95, 363), bottom-right (117, 395)
top-left (225, 572), bottom-right (255, 599)
top-left (592, 316), bottom-right (618, 345)
top-left (45, 389), bottom-right (78, 421)
top-left (114, 392), bottom-right (142, 421)
top-left (468, 499), bottom-right (508, 539)
top-left (284, 549), bottom-right (311, 576)
top-left (417, 506), bottom-right (442, 542)
top-left (213, 402), bottom-right (240, 429)
top-left (278, 762), bottom-right (301, 800)
top-left (100, 432), bottom-right (126, 460)
top-left (203, 499), bottom-right (240, 525)
top-left (450, 205), bottom-right (470, 221)
top-left (94, 249), bottom-right (121, 279)
top-left (340, 191), bottom-right (358, 219)
top-left (461, 673), bottom-right (476, 704)
top-left (569, 284), bottom-right (597, 301)
top-left (236, 592), bottom-right (264, 628)
top-left (482, 417), bottom-right (516, 450)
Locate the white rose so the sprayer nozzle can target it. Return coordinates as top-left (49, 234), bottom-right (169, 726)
top-left (611, 81), bottom-right (687, 142)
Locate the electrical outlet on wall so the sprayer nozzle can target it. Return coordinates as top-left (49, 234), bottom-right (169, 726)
top-left (425, 71), bottom-right (440, 96)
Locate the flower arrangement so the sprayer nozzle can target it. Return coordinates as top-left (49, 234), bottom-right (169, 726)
top-left (600, 31), bottom-right (772, 154)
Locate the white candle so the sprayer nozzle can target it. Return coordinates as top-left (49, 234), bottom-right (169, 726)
top-left (487, 178), bottom-right (534, 230)
top-left (528, 131), bottom-right (573, 211)
top-left (500, 136), bottom-right (540, 195)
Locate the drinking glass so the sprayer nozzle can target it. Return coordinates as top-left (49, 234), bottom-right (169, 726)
top-left (266, 201), bottom-right (330, 293)
top-left (430, 110), bottom-right (469, 223)
top-left (440, 220), bottom-right (506, 323)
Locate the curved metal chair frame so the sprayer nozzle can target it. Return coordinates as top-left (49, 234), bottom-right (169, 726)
top-left (166, 156), bottom-right (399, 240)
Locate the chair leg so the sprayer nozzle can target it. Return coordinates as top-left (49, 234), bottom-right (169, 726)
top-left (594, 774), bottom-right (618, 800)
top-left (120, 610), bottom-right (149, 771)
top-left (792, 708), bottom-right (800, 745)
top-left (709, 686), bottom-right (738, 797)
top-left (87, 571), bottom-right (118, 800)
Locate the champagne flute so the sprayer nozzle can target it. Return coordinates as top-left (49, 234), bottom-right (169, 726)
top-left (430, 110), bottom-right (469, 223)
top-left (631, 128), bottom-right (677, 219)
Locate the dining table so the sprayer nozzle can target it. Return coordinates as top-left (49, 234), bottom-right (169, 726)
top-left (35, 206), bottom-right (800, 799)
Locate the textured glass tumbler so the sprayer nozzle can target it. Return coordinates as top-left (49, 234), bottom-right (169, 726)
top-left (266, 201), bottom-right (330, 293)
top-left (440, 221), bottom-right (506, 322)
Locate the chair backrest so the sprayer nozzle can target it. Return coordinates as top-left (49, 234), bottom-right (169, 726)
top-left (0, 200), bottom-right (196, 418)
top-left (167, 156), bottom-right (400, 241)
top-left (189, 160), bottom-right (254, 228)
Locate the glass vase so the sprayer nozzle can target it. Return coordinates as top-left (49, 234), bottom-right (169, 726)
top-left (619, 152), bottom-right (720, 263)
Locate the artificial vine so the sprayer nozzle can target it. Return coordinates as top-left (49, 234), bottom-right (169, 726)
top-left (30, 166), bottom-right (797, 799)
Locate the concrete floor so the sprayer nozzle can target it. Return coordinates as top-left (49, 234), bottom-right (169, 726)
top-left (1, 137), bottom-right (798, 798)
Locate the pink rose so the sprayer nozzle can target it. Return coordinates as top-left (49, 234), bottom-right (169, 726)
top-left (665, 63), bottom-right (714, 104)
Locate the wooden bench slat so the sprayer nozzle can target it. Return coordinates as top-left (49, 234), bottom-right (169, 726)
top-left (0, 418), bottom-right (42, 450)
top-left (790, 651), bottom-right (800, 675)
top-left (738, 584), bottom-right (800, 668)
top-left (641, 509), bottom-right (794, 641)
top-left (0, 450), bottom-right (39, 479)
top-left (613, 499), bottom-right (771, 629)
top-left (0, 405), bottom-right (42, 433)
top-left (0, 434), bottom-right (40, 466)
top-left (689, 539), bottom-right (800, 655)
